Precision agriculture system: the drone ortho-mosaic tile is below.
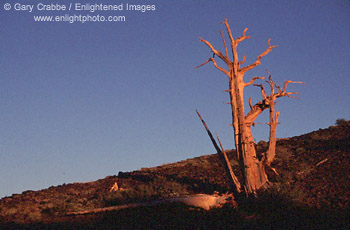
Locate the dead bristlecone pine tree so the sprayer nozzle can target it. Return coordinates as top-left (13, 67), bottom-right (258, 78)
top-left (196, 18), bottom-right (303, 196)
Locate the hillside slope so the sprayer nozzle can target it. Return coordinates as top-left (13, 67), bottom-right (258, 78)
top-left (0, 121), bottom-right (349, 228)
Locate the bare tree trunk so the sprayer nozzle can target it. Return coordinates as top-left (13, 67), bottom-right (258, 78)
top-left (196, 18), bottom-right (302, 195)
top-left (228, 77), bottom-right (241, 160)
top-left (243, 126), bottom-right (268, 193)
top-left (266, 103), bottom-right (279, 167)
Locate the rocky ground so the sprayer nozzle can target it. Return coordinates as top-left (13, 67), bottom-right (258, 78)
top-left (0, 120), bottom-right (349, 229)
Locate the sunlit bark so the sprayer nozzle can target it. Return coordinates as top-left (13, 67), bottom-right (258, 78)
top-left (197, 19), bottom-right (302, 195)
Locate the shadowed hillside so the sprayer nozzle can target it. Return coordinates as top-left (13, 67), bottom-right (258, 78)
top-left (0, 120), bottom-right (349, 229)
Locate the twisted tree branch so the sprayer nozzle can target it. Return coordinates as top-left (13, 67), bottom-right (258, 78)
top-left (199, 38), bottom-right (231, 66)
top-left (220, 30), bottom-right (229, 59)
top-left (222, 18), bottom-right (236, 55)
top-left (245, 77), bottom-right (303, 126)
top-left (236, 27), bottom-right (251, 44)
top-left (240, 39), bottom-right (278, 74)
top-left (245, 76), bottom-right (265, 87)
top-left (195, 57), bottom-right (229, 76)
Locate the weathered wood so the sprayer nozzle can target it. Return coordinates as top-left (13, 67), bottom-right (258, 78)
top-left (197, 18), bottom-right (302, 195)
top-left (196, 110), bottom-right (241, 193)
top-left (66, 193), bottom-right (236, 216)
top-left (216, 134), bottom-right (242, 193)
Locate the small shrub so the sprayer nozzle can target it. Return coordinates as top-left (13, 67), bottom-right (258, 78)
top-left (40, 201), bottom-right (68, 216)
top-left (26, 212), bottom-right (42, 222)
top-left (2, 207), bottom-right (17, 216)
top-left (257, 140), bottom-right (269, 150)
top-left (103, 176), bottom-right (190, 207)
top-left (296, 147), bottom-right (306, 154)
top-left (269, 183), bottom-right (308, 205)
top-left (335, 118), bottom-right (349, 126)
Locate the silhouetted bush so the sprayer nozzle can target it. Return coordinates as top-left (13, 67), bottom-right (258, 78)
top-left (335, 118), bottom-right (349, 126)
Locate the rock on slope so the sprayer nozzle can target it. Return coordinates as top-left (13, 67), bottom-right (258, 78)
top-left (0, 121), bottom-right (349, 225)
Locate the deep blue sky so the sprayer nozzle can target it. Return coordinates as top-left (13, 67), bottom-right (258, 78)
top-left (1, 0), bottom-right (349, 198)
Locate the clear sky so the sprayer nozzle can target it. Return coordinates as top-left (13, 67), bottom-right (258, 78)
top-left (1, 0), bottom-right (349, 198)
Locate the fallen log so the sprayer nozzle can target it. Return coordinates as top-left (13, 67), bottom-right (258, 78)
top-left (66, 193), bottom-right (236, 216)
